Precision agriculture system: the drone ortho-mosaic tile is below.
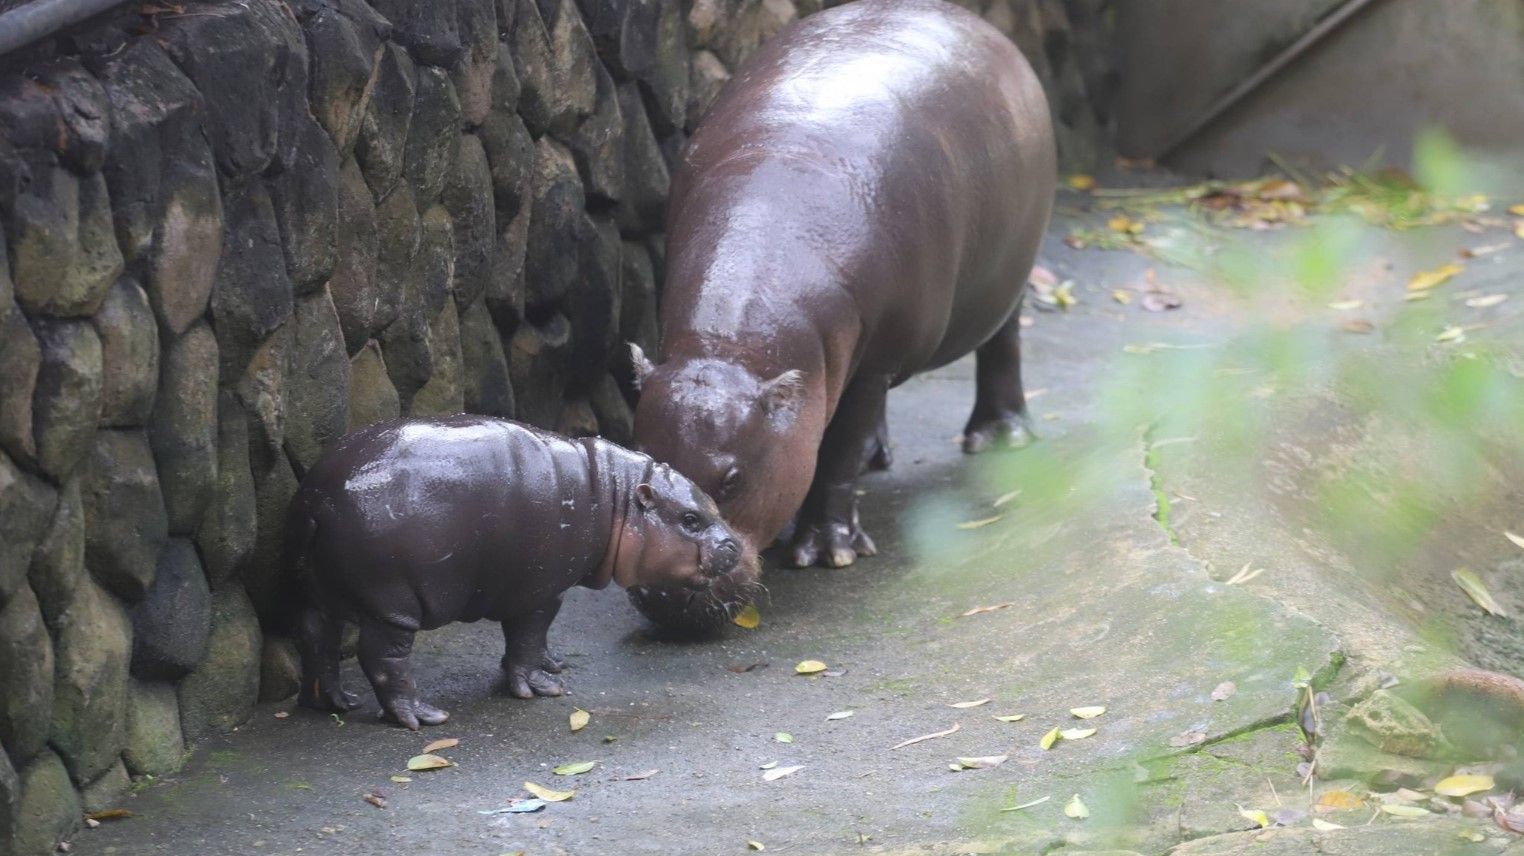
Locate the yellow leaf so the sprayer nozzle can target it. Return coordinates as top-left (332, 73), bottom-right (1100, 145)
top-left (1054, 282), bottom-right (1077, 309)
top-left (1064, 794), bottom-right (1089, 819)
top-left (1436, 325), bottom-right (1466, 343)
top-left (1067, 175), bottom-right (1096, 191)
top-left (1239, 807), bottom-right (1270, 829)
top-left (569, 708), bottom-right (590, 732)
top-left (948, 698), bottom-right (990, 709)
top-left (422, 738), bottom-right (458, 753)
top-left (1039, 727), bottom-right (1061, 750)
top-left (389, 775), bottom-right (411, 784)
top-left (774, 732), bottom-right (793, 743)
top-left (956, 515), bottom-right (1003, 530)
top-left (1112, 289), bottom-right (1132, 305)
top-left (1453, 568), bottom-right (1508, 617)
top-left (952, 755), bottom-right (1008, 770)
top-left (762, 765), bottom-right (804, 781)
top-left (1316, 790), bottom-right (1364, 810)
top-left (1060, 727), bottom-right (1097, 740)
top-left (992, 714), bottom-right (1025, 722)
top-left (1516, 220), bottom-right (1524, 240)
top-left (1506, 531), bottom-right (1524, 549)
top-left (1466, 293), bottom-right (1507, 308)
top-left (406, 754), bottom-right (452, 771)
top-left (732, 604), bottom-right (761, 629)
top-left (1509, 204), bottom-right (1524, 216)
top-left (524, 781), bottom-right (574, 802)
top-left (553, 760), bottom-right (597, 776)
top-left (1379, 803), bottom-right (1429, 817)
top-left (1406, 262), bottom-right (1463, 292)
top-left (992, 489), bottom-right (1021, 508)
top-left (1435, 774), bottom-right (1494, 797)
top-left (1070, 706), bottom-right (1106, 719)
top-left (748, 842), bottom-right (766, 851)
top-left (1108, 215), bottom-right (1144, 236)
top-left (1327, 299), bottom-right (1363, 311)
top-left (1312, 818), bottom-right (1345, 831)
top-left (795, 660), bottom-right (827, 675)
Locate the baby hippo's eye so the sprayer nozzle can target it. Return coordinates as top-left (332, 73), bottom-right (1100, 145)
top-left (681, 512), bottom-right (703, 533)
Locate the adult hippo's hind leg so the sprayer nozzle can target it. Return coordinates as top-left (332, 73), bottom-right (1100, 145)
top-left (296, 605), bottom-right (359, 713)
top-left (790, 375), bottom-right (890, 568)
top-left (962, 309), bottom-right (1036, 455)
top-left (501, 595), bottom-right (566, 698)
top-left (357, 617), bottom-right (448, 730)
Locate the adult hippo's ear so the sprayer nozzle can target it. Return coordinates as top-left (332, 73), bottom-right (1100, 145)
top-left (629, 343), bottom-right (657, 389)
top-left (761, 370), bottom-right (806, 423)
top-left (635, 483), bottom-right (656, 511)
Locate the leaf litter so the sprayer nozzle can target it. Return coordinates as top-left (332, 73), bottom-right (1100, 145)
top-left (891, 723), bottom-right (960, 750)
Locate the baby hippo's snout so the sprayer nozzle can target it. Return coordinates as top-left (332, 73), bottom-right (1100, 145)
top-left (704, 534), bottom-right (743, 579)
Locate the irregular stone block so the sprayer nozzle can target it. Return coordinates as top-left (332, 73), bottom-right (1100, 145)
top-left (267, 118), bottom-right (341, 294)
top-left (486, 205), bottom-right (530, 335)
top-left (123, 680), bottom-right (186, 777)
top-left (0, 750), bottom-right (15, 854)
top-left (196, 391), bottom-right (257, 587)
top-left (12, 749), bottom-right (79, 856)
top-left (659, 127), bottom-right (687, 172)
top-left (491, 40), bottom-right (522, 115)
top-left (618, 238), bottom-right (659, 368)
top-left (508, 314), bottom-right (570, 429)
top-left (32, 319), bottom-right (103, 480)
top-left (259, 636), bottom-right (301, 703)
top-left (150, 322), bottom-right (218, 535)
top-left (284, 288), bottom-right (351, 474)
top-left (687, 50), bottom-right (730, 131)
top-left (300, 0), bottom-right (389, 155)
top-left (7, 167), bottom-right (123, 318)
top-left (159, 1), bottom-right (298, 177)
top-left (417, 204), bottom-right (456, 316)
top-left (590, 372), bottom-right (633, 444)
top-left (28, 476), bottom-right (83, 631)
top-left (380, 264), bottom-right (435, 411)
top-left (246, 452), bottom-right (298, 621)
top-left (0, 451), bottom-right (55, 606)
top-left (348, 340), bottom-right (402, 430)
top-left (81, 429), bottom-right (168, 603)
top-left (355, 44), bottom-right (417, 200)
top-left (639, 0), bottom-right (689, 136)
top-left (177, 587), bottom-right (261, 742)
top-left (371, 181), bottom-right (419, 342)
top-left (329, 159), bottom-right (382, 353)
top-left (80, 759), bottom-right (129, 815)
top-left (442, 135), bottom-right (496, 309)
top-left (0, 586), bottom-right (53, 767)
top-left (92, 277), bottom-right (159, 427)
top-left (130, 539), bottom-right (211, 682)
top-left (409, 300), bottom-right (465, 417)
top-left (210, 181), bottom-right (294, 363)
top-left (576, 0), bottom-right (659, 80)
top-left (452, 0), bottom-right (499, 127)
top-left (562, 215), bottom-right (622, 391)
top-left (615, 82), bottom-right (669, 235)
top-left (403, 66), bottom-right (462, 211)
top-left (0, 301), bottom-right (40, 464)
top-left (555, 397), bottom-right (599, 437)
top-left (144, 136), bottom-right (222, 336)
top-left (0, 57), bottom-right (108, 173)
top-left (49, 579), bottom-right (130, 785)
top-left (459, 299), bottom-right (514, 417)
top-left (94, 39), bottom-right (205, 265)
top-left (511, 0), bottom-right (596, 138)
top-left (235, 325), bottom-right (291, 481)
top-left (524, 137), bottom-right (584, 310)
top-left (479, 107), bottom-right (535, 219)
top-left (570, 62), bottom-right (625, 206)
top-left (372, 0), bottom-right (465, 67)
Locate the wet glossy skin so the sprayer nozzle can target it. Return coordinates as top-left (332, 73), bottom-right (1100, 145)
top-left (631, 0), bottom-right (1056, 620)
top-left (286, 415), bottom-right (756, 729)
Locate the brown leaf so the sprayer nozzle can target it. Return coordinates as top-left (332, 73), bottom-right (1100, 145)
top-left (84, 809), bottom-right (132, 822)
top-left (890, 722), bottom-right (960, 750)
top-left (1169, 729), bottom-right (1207, 748)
top-left (623, 769), bottom-right (659, 781)
top-left (1342, 319), bottom-right (1376, 334)
top-left (422, 738), bottom-right (459, 754)
top-left (363, 792), bottom-right (388, 809)
top-left (959, 603), bottom-right (1013, 618)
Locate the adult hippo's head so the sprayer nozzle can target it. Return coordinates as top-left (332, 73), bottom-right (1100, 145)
top-left (627, 347), bottom-right (822, 631)
top-left (616, 459), bottom-right (764, 631)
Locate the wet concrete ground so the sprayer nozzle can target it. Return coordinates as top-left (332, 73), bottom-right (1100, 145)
top-left (72, 190), bottom-right (1524, 855)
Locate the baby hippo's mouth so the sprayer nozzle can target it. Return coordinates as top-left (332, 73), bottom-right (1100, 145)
top-left (630, 546), bottom-right (763, 636)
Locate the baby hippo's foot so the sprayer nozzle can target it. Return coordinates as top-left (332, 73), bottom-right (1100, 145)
top-left (380, 697), bottom-right (450, 731)
top-left (297, 678), bottom-right (360, 713)
top-left (961, 411), bottom-right (1036, 455)
top-left (502, 651), bottom-right (566, 699)
top-left (789, 518), bottom-right (877, 569)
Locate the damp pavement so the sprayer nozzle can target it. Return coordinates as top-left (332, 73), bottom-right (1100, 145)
top-left (72, 187), bottom-right (1524, 856)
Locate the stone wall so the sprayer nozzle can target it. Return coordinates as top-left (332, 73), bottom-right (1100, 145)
top-left (0, 0), bottom-right (1099, 851)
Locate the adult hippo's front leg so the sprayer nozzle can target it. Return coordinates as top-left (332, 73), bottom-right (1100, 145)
top-left (789, 375), bottom-right (890, 568)
top-left (501, 595), bottom-right (566, 698)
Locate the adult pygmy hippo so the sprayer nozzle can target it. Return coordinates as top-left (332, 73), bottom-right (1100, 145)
top-left (285, 416), bottom-right (758, 729)
top-left (630, 0), bottom-right (1055, 626)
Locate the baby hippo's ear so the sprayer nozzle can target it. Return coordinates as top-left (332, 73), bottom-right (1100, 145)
top-left (761, 369), bottom-right (806, 420)
top-left (629, 343), bottom-right (656, 389)
top-left (634, 483), bottom-right (656, 511)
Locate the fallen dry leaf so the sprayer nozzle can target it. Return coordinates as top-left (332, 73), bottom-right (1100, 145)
top-left (1108, 215), bottom-right (1144, 236)
top-left (1067, 175), bottom-right (1096, 192)
top-left (1466, 293), bottom-right (1508, 308)
top-left (553, 760), bottom-right (597, 776)
top-left (992, 714), bottom-right (1025, 722)
top-left (949, 698), bottom-right (990, 709)
top-left (524, 781), bottom-right (574, 802)
top-left (950, 755), bottom-right (1008, 771)
top-left (389, 775), bottom-right (411, 784)
top-left (732, 604), bottom-right (761, 629)
top-left (1436, 325), bottom-right (1467, 343)
top-left (1060, 727), bottom-right (1097, 740)
top-left (1070, 706), bottom-right (1106, 719)
top-left (1453, 568), bottom-right (1508, 617)
top-left (1001, 795), bottom-right (1051, 812)
top-left (826, 710), bottom-right (855, 721)
top-left (748, 842), bottom-right (766, 852)
top-left (1506, 531), bottom-right (1524, 550)
top-left (1030, 265), bottom-right (1058, 288)
top-left (1211, 681), bottom-right (1237, 702)
top-left (959, 603), bottom-right (1013, 618)
top-left (1380, 803), bottom-right (1429, 818)
top-left (406, 754), bottom-right (452, 772)
top-left (1327, 299), bottom-right (1363, 311)
top-left (1407, 262), bottom-right (1464, 292)
top-left (956, 515), bottom-right (1003, 530)
top-left (1112, 289), bottom-right (1132, 305)
top-left (1312, 818), bottom-right (1345, 831)
top-left (570, 709), bottom-right (590, 732)
top-left (1510, 204), bottom-right (1524, 216)
top-left (623, 769), bottom-right (658, 781)
top-left (1140, 292), bottom-right (1182, 312)
top-left (1240, 807), bottom-right (1270, 829)
top-left (1040, 727), bottom-right (1061, 750)
top-left (762, 765), bottom-right (804, 782)
top-left (1342, 319), bottom-right (1376, 334)
top-left (1436, 774), bottom-right (1495, 797)
top-left (1169, 729), bottom-right (1207, 747)
top-left (1064, 794), bottom-right (1090, 819)
top-left (775, 732), bottom-right (793, 743)
top-left (84, 809), bottom-right (132, 822)
top-left (1316, 790), bottom-right (1365, 811)
top-left (364, 792), bottom-right (387, 809)
top-left (795, 660), bottom-right (828, 675)
top-left (1053, 281), bottom-right (1077, 309)
top-left (890, 722), bottom-right (960, 750)
top-left (992, 489), bottom-right (1022, 507)
top-left (422, 738), bottom-right (458, 754)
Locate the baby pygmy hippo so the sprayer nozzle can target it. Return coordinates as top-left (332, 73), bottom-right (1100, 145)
top-left (285, 415), bottom-right (759, 729)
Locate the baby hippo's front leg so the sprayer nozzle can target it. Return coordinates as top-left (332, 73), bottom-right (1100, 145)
top-left (357, 618), bottom-right (450, 730)
top-left (501, 595), bottom-right (566, 699)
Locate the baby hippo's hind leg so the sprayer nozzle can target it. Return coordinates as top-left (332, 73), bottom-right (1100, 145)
top-left (962, 310), bottom-right (1037, 455)
top-left (296, 605), bottom-right (358, 713)
top-left (357, 617), bottom-right (448, 730)
top-left (501, 595), bottom-right (566, 699)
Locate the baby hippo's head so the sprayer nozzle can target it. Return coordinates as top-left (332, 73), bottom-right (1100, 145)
top-left (619, 464), bottom-right (762, 632)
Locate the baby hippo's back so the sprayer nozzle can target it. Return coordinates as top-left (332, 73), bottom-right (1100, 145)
top-left (292, 416), bottom-right (610, 630)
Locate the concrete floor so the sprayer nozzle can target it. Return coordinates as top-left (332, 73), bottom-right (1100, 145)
top-left (69, 190), bottom-right (1524, 855)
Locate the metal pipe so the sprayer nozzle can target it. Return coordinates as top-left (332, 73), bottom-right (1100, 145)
top-left (0, 0), bottom-right (133, 58)
top-left (1156, 0), bottom-right (1388, 160)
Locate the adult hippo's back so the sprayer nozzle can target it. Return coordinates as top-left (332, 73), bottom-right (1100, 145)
top-left (630, 0), bottom-right (1055, 627)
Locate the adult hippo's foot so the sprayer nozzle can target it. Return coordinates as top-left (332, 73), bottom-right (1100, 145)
top-left (501, 598), bottom-right (567, 698)
top-left (789, 514), bottom-right (877, 569)
top-left (790, 375), bottom-right (888, 569)
top-left (962, 412), bottom-right (1036, 454)
top-left (502, 657), bottom-right (566, 698)
top-left (962, 312), bottom-right (1036, 455)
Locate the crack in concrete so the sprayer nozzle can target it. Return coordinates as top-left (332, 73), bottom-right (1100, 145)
top-left (1141, 425), bottom-right (1181, 547)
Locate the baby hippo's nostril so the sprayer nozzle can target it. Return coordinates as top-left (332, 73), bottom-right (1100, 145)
top-left (719, 538), bottom-right (739, 557)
